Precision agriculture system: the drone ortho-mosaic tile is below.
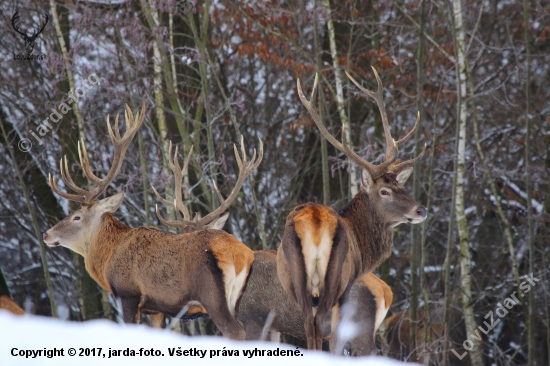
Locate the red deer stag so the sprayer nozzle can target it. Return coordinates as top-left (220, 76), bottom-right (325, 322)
top-left (236, 252), bottom-right (392, 356)
top-left (153, 150), bottom-right (391, 355)
top-left (43, 103), bottom-right (261, 340)
top-left (277, 67), bottom-right (427, 350)
top-left (151, 136), bottom-right (262, 326)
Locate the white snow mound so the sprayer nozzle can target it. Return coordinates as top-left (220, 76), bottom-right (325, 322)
top-left (0, 311), bottom-right (409, 365)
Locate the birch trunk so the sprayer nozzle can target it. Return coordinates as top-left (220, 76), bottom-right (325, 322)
top-left (314, 0), bottom-right (330, 205)
top-left (452, 1), bottom-right (483, 365)
top-left (522, 0), bottom-right (535, 363)
top-left (148, 3), bottom-right (176, 227)
top-left (323, 0), bottom-right (357, 197)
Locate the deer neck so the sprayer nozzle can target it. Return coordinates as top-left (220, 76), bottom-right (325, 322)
top-left (339, 190), bottom-right (394, 273)
top-left (85, 213), bottom-right (131, 291)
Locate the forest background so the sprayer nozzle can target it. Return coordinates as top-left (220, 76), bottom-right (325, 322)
top-left (0, 0), bottom-right (548, 365)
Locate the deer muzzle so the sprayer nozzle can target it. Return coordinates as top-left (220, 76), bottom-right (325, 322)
top-left (43, 232), bottom-right (59, 247)
top-left (405, 205), bottom-right (427, 224)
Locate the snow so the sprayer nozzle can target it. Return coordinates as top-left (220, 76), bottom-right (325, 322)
top-left (0, 312), bottom-right (409, 366)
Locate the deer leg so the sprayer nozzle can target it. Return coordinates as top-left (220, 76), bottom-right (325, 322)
top-left (270, 331), bottom-right (281, 343)
top-left (243, 321), bottom-right (263, 340)
top-left (329, 304), bottom-right (341, 354)
top-left (314, 312), bottom-right (326, 350)
top-left (199, 295), bottom-right (245, 340)
top-left (305, 309), bottom-right (319, 350)
top-left (120, 297), bottom-right (141, 324)
top-left (148, 313), bottom-right (165, 329)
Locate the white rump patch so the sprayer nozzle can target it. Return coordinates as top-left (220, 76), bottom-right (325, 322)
top-left (223, 265), bottom-right (248, 316)
top-left (374, 298), bottom-right (389, 333)
top-left (301, 226), bottom-right (333, 303)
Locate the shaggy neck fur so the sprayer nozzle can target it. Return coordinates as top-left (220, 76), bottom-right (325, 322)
top-left (84, 213), bottom-right (131, 291)
top-left (340, 190), bottom-right (394, 274)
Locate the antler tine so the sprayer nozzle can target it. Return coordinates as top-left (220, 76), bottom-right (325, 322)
top-left (60, 156), bottom-right (90, 196)
top-left (297, 74), bottom-right (395, 180)
top-left (151, 186), bottom-right (173, 206)
top-left (345, 67), bottom-right (398, 162)
top-left (390, 143), bottom-right (427, 174)
top-left (49, 173), bottom-right (87, 203)
top-left (195, 136), bottom-right (264, 228)
top-left (86, 102), bottom-right (146, 201)
top-left (155, 204), bottom-right (190, 229)
top-left (395, 112), bottom-right (420, 146)
top-left (153, 142), bottom-right (194, 226)
top-left (170, 143), bottom-right (193, 222)
top-left (78, 141), bottom-right (102, 185)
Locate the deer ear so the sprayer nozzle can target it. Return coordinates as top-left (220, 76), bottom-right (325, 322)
top-left (206, 212), bottom-right (229, 230)
top-left (96, 192), bottom-right (125, 213)
top-left (360, 169), bottom-right (374, 191)
top-left (396, 167), bottom-right (413, 185)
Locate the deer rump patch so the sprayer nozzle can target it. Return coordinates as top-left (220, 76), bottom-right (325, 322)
top-left (293, 206), bottom-right (338, 301)
top-left (209, 236), bottom-right (254, 316)
top-left (359, 273), bottom-right (393, 331)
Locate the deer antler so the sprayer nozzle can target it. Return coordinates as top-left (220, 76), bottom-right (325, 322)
top-left (155, 135), bottom-right (264, 230)
top-left (11, 11), bottom-right (27, 37)
top-left (297, 73), bottom-right (397, 180)
top-left (11, 11), bottom-right (49, 40)
top-left (345, 67), bottom-right (426, 174)
top-left (49, 102), bottom-right (146, 204)
top-left (29, 13), bottom-right (49, 41)
top-left (152, 141), bottom-right (194, 225)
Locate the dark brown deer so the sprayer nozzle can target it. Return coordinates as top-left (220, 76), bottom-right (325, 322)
top-left (43, 103), bottom-right (262, 340)
top-left (153, 154), bottom-right (392, 354)
top-left (236, 251), bottom-right (392, 355)
top-left (277, 68), bottom-right (427, 350)
top-left (171, 250), bottom-right (392, 355)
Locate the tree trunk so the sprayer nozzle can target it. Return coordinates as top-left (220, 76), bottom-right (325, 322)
top-left (48, 0), bottom-right (104, 320)
top-left (522, 0), bottom-right (535, 364)
top-left (451, 1), bottom-right (483, 365)
top-left (0, 116), bottom-right (57, 317)
top-left (314, 0), bottom-right (330, 206)
top-left (409, 1), bottom-right (426, 361)
top-left (323, 0), bottom-right (358, 197)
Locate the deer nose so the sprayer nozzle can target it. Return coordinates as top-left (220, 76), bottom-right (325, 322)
top-left (416, 206), bottom-right (427, 219)
top-left (43, 233), bottom-right (48, 241)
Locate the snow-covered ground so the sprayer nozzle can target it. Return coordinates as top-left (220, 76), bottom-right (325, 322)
top-left (0, 311), bottom-right (409, 365)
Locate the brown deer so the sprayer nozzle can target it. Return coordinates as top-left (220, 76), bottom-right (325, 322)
top-left (153, 151), bottom-right (392, 355)
top-left (0, 296), bottom-right (25, 315)
top-left (384, 305), bottom-right (477, 365)
top-left (236, 251), bottom-right (392, 355)
top-left (277, 68), bottom-right (427, 350)
top-left (43, 103), bottom-right (262, 340)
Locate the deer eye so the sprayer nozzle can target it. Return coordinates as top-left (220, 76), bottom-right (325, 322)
top-left (380, 190), bottom-right (390, 196)
top-left (73, 216), bottom-right (81, 221)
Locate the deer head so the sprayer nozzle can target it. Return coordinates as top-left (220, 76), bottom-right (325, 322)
top-left (12, 11), bottom-right (49, 54)
top-left (297, 68), bottom-right (427, 227)
top-left (43, 103), bottom-right (146, 255)
top-left (153, 135), bottom-right (263, 233)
